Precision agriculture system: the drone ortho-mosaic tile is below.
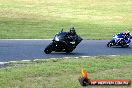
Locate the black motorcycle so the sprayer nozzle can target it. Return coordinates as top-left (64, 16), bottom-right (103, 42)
top-left (44, 29), bottom-right (83, 54)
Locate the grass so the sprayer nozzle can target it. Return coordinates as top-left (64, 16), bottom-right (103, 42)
top-left (0, 56), bottom-right (132, 88)
top-left (0, 0), bottom-right (132, 39)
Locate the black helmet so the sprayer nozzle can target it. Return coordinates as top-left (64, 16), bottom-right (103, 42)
top-left (69, 27), bottom-right (76, 35)
top-left (124, 30), bottom-right (130, 36)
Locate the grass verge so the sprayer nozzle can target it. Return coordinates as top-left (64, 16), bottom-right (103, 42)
top-left (1, 0), bottom-right (132, 39)
top-left (0, 56), bottom-right (132, 88)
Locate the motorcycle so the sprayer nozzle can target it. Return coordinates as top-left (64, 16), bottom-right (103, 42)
top-left (44, 29), bottom-right (83, 54)
top-left (107, 33), bottom-right (131, 48)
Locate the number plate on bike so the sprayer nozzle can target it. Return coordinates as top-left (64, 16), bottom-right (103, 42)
top-left (70, 42), bottom-right (75, 44)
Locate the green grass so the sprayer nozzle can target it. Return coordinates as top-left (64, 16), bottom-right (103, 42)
top-left (1, 0), bottom-right (132, 39)
top-left (0, 56), bottom-right (132, 88)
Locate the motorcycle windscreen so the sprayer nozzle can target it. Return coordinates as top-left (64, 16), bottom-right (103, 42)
top-left (54, 32), bottom-right (67, 41)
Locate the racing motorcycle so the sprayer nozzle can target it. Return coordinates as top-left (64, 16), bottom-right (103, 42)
top-left (107, 33), bottom-right (131, 48)
top-left (44, 29), bottom-right (83, 54)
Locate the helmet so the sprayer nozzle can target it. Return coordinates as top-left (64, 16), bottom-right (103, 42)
top-left (69, 27), bottom-right (76, 35)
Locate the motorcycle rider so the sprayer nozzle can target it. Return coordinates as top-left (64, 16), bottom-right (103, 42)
top-left (66, 27), bottom-right (80, 49)
top-left (123, 30), bottom-right (132, 43)
top-left (67, 27), bottom-right (80, 43)
top-left (124, 30), bottom-right (131, 38)
top-left (67, 27), bottom-right (77, 39)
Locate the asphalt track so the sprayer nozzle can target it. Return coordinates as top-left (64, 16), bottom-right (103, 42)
top-left (0, 40), bottom-right (132, 62)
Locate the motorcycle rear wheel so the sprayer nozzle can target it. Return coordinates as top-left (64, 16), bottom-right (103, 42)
top-left (122, 45), bottom-right (129, 48)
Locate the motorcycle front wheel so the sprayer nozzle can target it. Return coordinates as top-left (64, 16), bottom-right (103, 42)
top-left (44, 43), bottom-right (53, 54)
top-left (122, 45), bottom-right (129, 48)
top-left (107, 42), bottom-right (112, 47)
